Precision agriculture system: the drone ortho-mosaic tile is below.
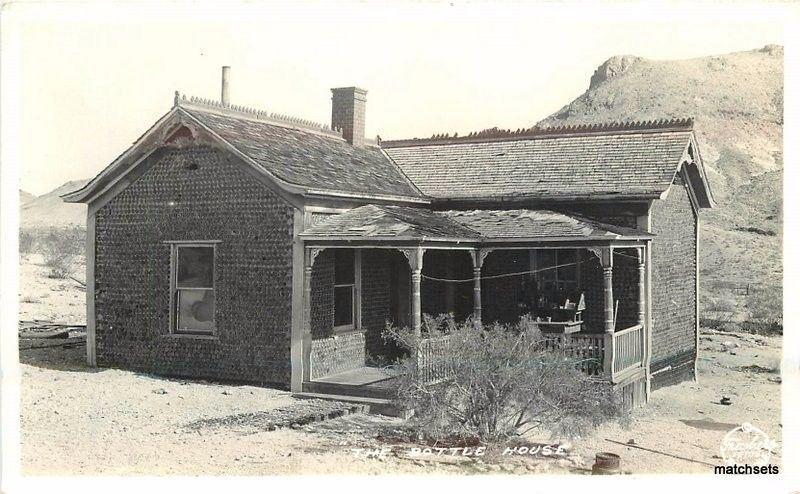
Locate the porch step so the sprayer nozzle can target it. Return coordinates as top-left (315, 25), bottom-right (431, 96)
top-left (293, 392), bottom-right (411, 419)
top-left (303, 379), bottom-right (395, 400)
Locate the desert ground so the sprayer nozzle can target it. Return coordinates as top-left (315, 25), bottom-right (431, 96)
top-left (18, 253), bottom-right (782, 475)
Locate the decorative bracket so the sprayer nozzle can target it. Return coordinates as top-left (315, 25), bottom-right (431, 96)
top-left (470, 248), bottom-right (493, 270)
top-left (306, 247), bottom-right (324, 268)
top-left (399, 247), bottom-right (424, 272)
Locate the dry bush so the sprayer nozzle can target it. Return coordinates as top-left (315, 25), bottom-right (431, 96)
top-left (701, 293), bottom-right (738, 324)
top-left (706, 295), bottom-right (737, 314)
top-left (384, 314), bottom-right (624, 443)
top-left (38, 226), bottom-right (86, 279)
top-left (746, 287), bottom-right (781, 321)
top-left (19, 229), bottom-right (38, 254)
top-left (743, 286), bottom-right (782, 334)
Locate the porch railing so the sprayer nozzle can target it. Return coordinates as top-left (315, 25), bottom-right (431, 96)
top-left (415, 324), bottom-right (644, 385)
top-left (542, 333), bottom-right (606, 376)
top-left (611, 324), bottom-right (645, 379)
top-left (416, 334), bottom-right (453, 385)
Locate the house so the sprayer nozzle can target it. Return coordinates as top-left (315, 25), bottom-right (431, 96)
top-left (63, 67), bottom-right (714, 409)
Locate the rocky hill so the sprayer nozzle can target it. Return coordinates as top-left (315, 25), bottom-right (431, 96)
top-left (21, 180), bottom-right (89, 228)
top-left (538, 45), bottom-right (783, 288)
top-left (20, 190), bottom-right (35, 206)
top-left (18, 46), bottom-right (783, 292)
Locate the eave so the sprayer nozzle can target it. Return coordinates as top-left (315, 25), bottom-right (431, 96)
top-left (61, 106), bottom-right (430, 207)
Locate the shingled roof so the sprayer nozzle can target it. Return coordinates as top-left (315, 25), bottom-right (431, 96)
top-left (440, 209), bottom-right (652, 240)
top-left (301, 205), bottom-right (652, 243)
top-left (301, 205), bottom-right (480, 241)
top-left (382, 120), bottom-right (713, 206)
top-left (62, 96), bottom-right (426, 205)
top-left (181, 104), bottom-right (424, 201)
top-left (63, 94), bottom-right (712, 209)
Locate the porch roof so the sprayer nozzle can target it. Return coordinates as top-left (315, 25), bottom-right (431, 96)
top-left (300, 205), bottom-right (653, 244)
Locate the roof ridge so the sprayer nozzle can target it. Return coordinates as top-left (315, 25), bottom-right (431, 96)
top-left (174, 91), bottom-right (343, 138)
top-left (381, 118), bottom-right (694, 148)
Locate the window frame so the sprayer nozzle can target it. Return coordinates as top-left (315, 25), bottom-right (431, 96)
top-left (533, 248), bottom-right (581, 293)
top-left (168, 241), bottom-right (219, 336)
top-left (332, 249), bottom-right (361, 334)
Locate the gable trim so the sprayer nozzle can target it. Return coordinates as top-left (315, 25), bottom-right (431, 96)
top-left (180, 108), bottom-right (428, 204)
top-left (65, 106), bottom-right (428, 207)
top-left (680, 135), bottom-right (715, 208)
top-left (62, 108), bottom-right (181, 203)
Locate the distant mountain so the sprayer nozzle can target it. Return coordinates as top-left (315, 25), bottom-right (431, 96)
top-left (20, 190), bottom-right (35, 206)
top-left (538, 45), bottom-right (783, 288)
top-left (21, 179), bottom-right (90, 228)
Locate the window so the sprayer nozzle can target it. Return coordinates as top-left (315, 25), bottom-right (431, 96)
top-left (333, 249), bottom-right (356, 330)
top-left (537, 249), bottom-right (579, 293)
top-left (173, 244), bottom-right (216, 334)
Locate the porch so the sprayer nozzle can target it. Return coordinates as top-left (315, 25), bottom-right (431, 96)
top-left (294, 206), bottom-right (653, 406)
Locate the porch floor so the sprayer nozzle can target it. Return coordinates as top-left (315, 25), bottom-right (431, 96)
top-left (313, 366), bottom-right (398, 386)
top-left (304, 366), bottom-right (402, 401)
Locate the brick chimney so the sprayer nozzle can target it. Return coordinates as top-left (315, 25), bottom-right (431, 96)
top-left (331, 87), bottom-right (367, 147)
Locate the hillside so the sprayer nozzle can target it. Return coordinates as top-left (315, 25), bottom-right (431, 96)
top-left (20, 190), bottom-right (36, 206)
top-left (21, 180), bottom-right (89, 228)
top-left (538, 45), bottom-right (783, 288)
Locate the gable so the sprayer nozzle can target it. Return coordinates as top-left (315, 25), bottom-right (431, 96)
top-left (63, 102), bottom-right (427, 207)
top-left (184, 108), bottom-right (425, 202)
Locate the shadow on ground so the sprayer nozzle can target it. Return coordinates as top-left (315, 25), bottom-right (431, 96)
top-left (18, 343), bottom-right (104, 373)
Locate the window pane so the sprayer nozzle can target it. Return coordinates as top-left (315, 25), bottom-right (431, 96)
top-left (334, 250), bottom-right (355, 285)
top-left (539, 250), bottom-right (556, 267)
top-left (557, 249), bottom-right (578, 282)
top-left (177, 289), bottom-right (215, 332)
top-left (334, 285), bottom-right (353, 327)
top-left (177, 246), bottom-right (214, 288)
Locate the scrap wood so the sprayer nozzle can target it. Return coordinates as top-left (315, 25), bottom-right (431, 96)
top-left (605, 438), bottom-right (717, 467)
top-left (18, 320), bottom-right (87, 339)
top-left (19, 327), bottom-right (72, 339)
top-left (69, 276), bottom-right (86, 289)
top-left (19, 335), bottom-right (86, 349)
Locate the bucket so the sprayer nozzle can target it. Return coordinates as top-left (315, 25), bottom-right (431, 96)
top-left (591, 452), bottom-right (620, 474)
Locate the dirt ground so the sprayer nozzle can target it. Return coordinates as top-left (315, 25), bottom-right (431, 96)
top-left (19, 253), bottom-right (86, 324)
top-left (17, 255), bottom-right (783, 475)
top-left (18, 331), bottom-right (782, 475)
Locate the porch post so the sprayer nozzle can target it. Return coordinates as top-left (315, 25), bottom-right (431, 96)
top-left (302, 248), bottom-right (319, 382)
top-left (402, 247), bottom-right (425, 337)
top-left (601, 246), bottom-right (615, 377)
top-left (412, 270), bottom-right (422, 336)
top-left (637, 247), bottom-right (646, 327)
top-left (470, 249), bottom-right (485, 323)
top-left (601, 247), bottom-right (615, 333)
top-left (638, 246), bottom-right (648, 390)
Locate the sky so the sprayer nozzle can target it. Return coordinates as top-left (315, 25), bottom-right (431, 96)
top-left (5, 1), bottom-right (787, 195)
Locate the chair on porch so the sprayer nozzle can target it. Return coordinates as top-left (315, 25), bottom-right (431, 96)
top-left (534, 292), bottom-right (585, 334)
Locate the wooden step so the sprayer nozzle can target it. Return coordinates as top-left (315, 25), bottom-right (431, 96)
top-left (292, 392), bottom-right (411, 419)
top-left (302, 380), bottom-right (394, 400)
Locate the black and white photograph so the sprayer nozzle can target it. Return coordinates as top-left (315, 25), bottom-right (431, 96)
top-left (0, 0), bottom-right (797, 489)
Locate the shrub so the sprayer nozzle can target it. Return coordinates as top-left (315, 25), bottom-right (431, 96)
top-left (746, 287), bottom-right (782, 322)
top-left (705, 296), bottom-right (737, 315)
top-left (384, 315), bottom-right (624, 443)
top-left (38, 226), bottom-right (86, 279)
top-left (19, 229), bottom-right (38, 254)
top-left (744, 286), bottom-right (782, 334)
